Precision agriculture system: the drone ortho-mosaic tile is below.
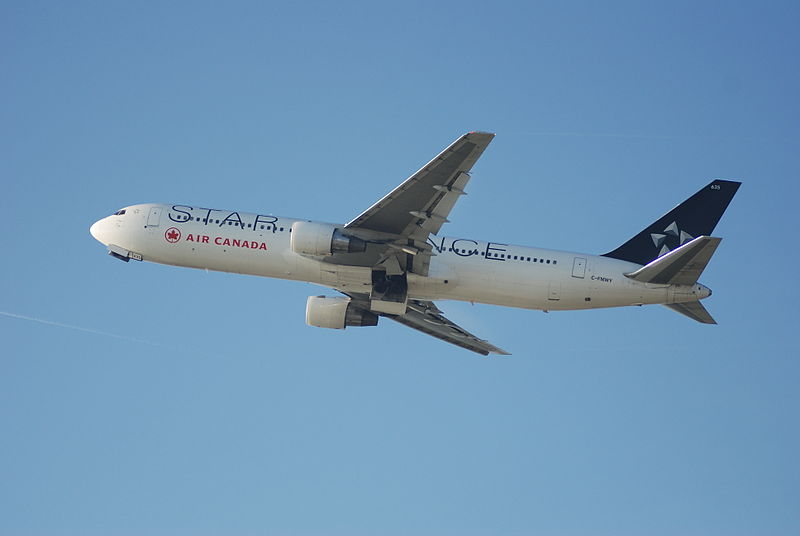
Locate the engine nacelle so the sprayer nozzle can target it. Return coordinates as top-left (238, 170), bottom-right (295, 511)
top-left (305, 296), bottom-right (379, 329)
top-left (291, 221), bottom-right (367, 256)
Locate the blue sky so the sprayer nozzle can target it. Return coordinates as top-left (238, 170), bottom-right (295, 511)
top-left (2, 1), bottom-right (798, 534)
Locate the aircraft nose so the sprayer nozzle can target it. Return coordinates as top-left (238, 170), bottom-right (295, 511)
top-left (90, 218), bottom-right (109, 245)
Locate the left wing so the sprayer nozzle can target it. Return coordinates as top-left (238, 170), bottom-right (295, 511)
top-left (388, 300), bottom-right (509, 356)
top-left (344, 293), bottom-right (508, 356)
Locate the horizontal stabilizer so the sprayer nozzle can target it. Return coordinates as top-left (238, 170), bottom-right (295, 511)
top-left (664, 301), bottom-right (717, 324)
top-left (625, 236), bottom-right (722, 286)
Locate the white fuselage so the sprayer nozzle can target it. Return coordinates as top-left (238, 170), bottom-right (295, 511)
top-left (89, 203), bottom-right (711, 312)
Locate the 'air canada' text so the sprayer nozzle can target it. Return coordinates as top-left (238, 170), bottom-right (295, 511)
top-left (186, 234), bottom-right (268, 251)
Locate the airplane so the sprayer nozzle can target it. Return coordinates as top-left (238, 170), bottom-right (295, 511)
top-left (89, 132), bottom-right (740, 356)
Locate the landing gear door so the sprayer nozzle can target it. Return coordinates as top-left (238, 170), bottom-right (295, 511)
top-left (572, 257), bottom-right (587, 278)
top-left (370, 270), bottom-right (408, 315)
top-left (146, 207), bottom-right (162, 228)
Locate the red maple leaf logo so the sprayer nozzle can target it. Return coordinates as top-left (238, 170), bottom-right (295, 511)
top-left (165, 227), bottom-right (181, 243)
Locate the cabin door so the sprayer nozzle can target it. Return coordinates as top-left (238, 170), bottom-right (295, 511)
top-left (146, 206), bottom-right (162, 227)
top-left (572, 257), bottom-right (587, 278)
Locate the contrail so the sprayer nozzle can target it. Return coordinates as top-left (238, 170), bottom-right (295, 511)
top-left (508, 130), bottom-right (755, 141)
top-left (517, 131), bottom-right (678, 140)
top-left (0, 310), bottom-right (168, 348)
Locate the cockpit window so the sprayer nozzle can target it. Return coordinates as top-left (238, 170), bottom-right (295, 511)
top-left (113, 209), bottom-right (126, 216)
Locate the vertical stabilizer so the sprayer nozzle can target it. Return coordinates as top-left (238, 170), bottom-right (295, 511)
top-left (603, 179), bottom-right (740, 266)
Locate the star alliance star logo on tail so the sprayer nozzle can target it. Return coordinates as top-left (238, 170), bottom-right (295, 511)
top-left (651, 221), bottom-right (693, 257)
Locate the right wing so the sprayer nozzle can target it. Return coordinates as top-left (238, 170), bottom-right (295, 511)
top-left (346, 132), bottom-right (494, 241)
top-left (385, 299), bottom-right (509, 356)
top-left (338, 131), bottom-right (494, 276)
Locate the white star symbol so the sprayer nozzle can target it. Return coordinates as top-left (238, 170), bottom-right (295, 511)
top-left (651, 221), bottom-right (693, 257)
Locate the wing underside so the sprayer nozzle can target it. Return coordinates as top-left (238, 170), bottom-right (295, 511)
top-left (346, 131), bottom-right (495, 240)
top-left (388, 305), bottom-right (510, 356)
top-left (324, 132), bottom-right (495, 277)
top-left (346, 294), bottom-right (508, 356)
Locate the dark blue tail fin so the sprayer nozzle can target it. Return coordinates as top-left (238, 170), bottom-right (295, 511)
top-left (603, 179), bottom-right (741, 266)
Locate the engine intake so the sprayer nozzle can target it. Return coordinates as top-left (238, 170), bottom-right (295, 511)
top-left (305, 296), bottom-right (379, 329)
top-left (291, 221), bottom-right (366, 256)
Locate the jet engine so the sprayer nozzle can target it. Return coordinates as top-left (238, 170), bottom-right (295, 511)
top-left (291, 221), bottom-right (367, 256)
top-left (305, 296), bottom-right (379, 329)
